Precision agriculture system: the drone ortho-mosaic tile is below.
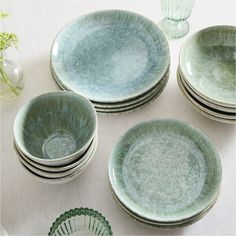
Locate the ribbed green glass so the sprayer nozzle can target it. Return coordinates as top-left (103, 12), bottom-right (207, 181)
top-left (159, 0), bottom-right (195, 38)
top-left (48, 208), bottom-right (113, 236)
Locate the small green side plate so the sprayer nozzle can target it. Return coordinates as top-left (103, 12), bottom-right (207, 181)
top-left (109, 119), bottom-right (222, 222)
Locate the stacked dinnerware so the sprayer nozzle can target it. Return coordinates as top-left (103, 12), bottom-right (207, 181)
top-left (109, 120), bottom-right (222, 228)
top-left (178, 25), bottom-right (236, 123)
top-left (13, 92), bottom-right (98, 184)
top-left (50, 10), bottom-right (170, 114)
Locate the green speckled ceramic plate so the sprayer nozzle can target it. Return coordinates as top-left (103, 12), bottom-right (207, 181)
top-left (51, 10), bottom-right (170, 103)
top-left (177, 72), bottom-right (236, 124)
top-left (53, 67), bottom-right (169, 111)
top-left (111, 187), bottom-right (220, 228)
top-left (109, 120), bottom-right (222, 223)
top-left (179, 25), bottom-right (236, 107)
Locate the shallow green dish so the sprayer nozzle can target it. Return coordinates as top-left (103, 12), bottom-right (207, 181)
top-left (14, 92), bottom-right (97, 166)
top-left (48, 208), bottom-right (112, 235)
top-left (109, 119), bottom-right (222, 222)
top-left (179, 25), bottom-right (236, 107)
top-left (51, 10), bottom-right (170, 103)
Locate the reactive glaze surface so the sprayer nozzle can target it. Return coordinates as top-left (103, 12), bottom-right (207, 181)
top-left (14, 92), bottom-right (97, 165)
top-left (177, 72), bottom-right (236, 123)
top-left (51, 10), bottom-right (170, 103)
top-left (180, 25), bottom-right (236, 106)
top-left (109, 120), bottom-right (222, 222)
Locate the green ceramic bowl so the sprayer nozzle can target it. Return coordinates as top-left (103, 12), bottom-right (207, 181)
top-left (48, 208), bottom-right (112, 235)
top-left (15, 135), bottom-right (98, 178)
top-left (177, 72), bottom-right (236, 124)
top-left (109, 119), bottom-right (222, 223)
top-left (14, 135), bottom-right (97, 173)
top-left (14, 92), bottom-right (97, 166)
top-left (179, 25), bottom-right (236, 107)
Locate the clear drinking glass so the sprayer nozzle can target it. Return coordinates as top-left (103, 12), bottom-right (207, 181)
top-left (159, 0), bottom-right (195, 38)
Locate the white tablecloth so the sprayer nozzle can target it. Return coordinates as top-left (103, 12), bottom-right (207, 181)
top-left (1, 0), bottom-right (236, 235)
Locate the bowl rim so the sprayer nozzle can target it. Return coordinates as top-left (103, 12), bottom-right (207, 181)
top-left (13, 91), bottom-right (98, 165)
top-left (50, 9), bottom-right (170, 103)
top-left (179, 25), bottom-right (236, 107)
top-left (48, 208), bottom-right (113, 235)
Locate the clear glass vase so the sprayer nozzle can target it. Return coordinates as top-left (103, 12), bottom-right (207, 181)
top-left (0, 49), bottom-right (24, 102)
top-left (159, 0), bottom-right (195, 39)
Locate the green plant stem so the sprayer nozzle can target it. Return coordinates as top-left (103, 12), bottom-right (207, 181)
top-left (0, 61), bottom-right (19, 96)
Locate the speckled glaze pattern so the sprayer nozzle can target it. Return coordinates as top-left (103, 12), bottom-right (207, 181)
top-left (14, 135), bottom-right (97, 173)
top-left (14, 92), bottom-right (97, 166)
top-left (178, 67), bottom-right (236, 113)
top-left (109, 120), bottom-right (222, 222)
top-left (51, 10), bottom-right (170, 103)
top-left (48, 208), bottom-right (112, 236)
top-left (16, 135), bottom-right (98, 178)
top-left (94, 71), bottom-right (169, 113)
top-left (111, 187), bottom-right (220, 228)
top-left (52, 66), bottom-right (169, 109)
top-left (18, 136), bottom-right (97, 184)
top-left (177, 72), bottom-right (236, 124)
top-left (179, 25), bottom-right (236, 107)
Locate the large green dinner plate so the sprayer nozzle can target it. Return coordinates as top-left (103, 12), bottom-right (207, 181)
top-left (51, 10), bottom-right (170, 103)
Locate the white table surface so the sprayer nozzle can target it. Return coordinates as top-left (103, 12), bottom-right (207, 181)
top-left (1, 0), bottom-right (236, 235)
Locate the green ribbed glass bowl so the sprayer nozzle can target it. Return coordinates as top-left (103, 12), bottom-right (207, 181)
top-left (48, 208), bottom-right (112, 236)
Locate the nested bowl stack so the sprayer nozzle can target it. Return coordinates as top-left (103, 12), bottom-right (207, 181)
top-left (108, 119), bottom-right (222, 228)
top-left (13, 92), bottom-right (98, 184)
top-left (178, 25), bottom-right (236, 123)
top-left (50, 10), bottom-right (170, 114)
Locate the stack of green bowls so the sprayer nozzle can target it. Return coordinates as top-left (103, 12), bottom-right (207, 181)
top-left (178, 25), bottom-right (236, 123)
top-left (13, 92), bottom-right (98, 184)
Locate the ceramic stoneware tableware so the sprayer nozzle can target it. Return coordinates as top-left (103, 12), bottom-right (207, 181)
top-left (178, 67), bottom-right (236, 113)
top-left (177, 72), bottom-right (235, 124)
top-left (179, 25), bottom-right (236, 108)
top-left (48, 208), bottom-right (112, 236)
top-left (50, 10), bottom-right (170, 109)
top-left (109, 120), bottom-right (222, 223)
top-left (14, 92), bottom-right (97, 166)
top-left (14, 135), bottom-right (97, 173)
top-left (15, 135), bottom-right (98, 178)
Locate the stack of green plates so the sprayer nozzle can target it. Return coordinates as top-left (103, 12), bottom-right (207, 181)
top-left (50, 10), bottom-right (170, 114)
top-left (109, 120), bottom-right (222, 228)
top-left (178, 25), bottom-right (236, 123)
